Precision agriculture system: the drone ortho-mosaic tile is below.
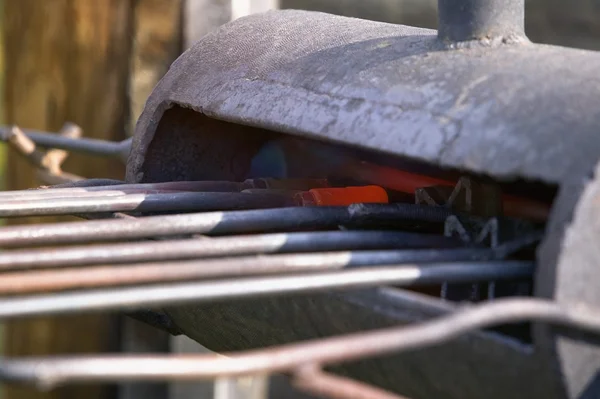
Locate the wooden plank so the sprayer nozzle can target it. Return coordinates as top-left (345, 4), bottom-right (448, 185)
top-left (129, 0), bottom-right (183, 133)
top-left (2, 1), bottom-right (134, 399)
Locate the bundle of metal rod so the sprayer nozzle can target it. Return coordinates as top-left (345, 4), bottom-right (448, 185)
top-left (0, 203), bottom-right (458, 247)
top-left (0, 178), bottom-right (473, 218)
top-left (0, 143), bottom-right (543, 399)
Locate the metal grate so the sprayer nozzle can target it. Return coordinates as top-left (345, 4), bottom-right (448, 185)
top-left (0, 125), bottom-right (599, 399)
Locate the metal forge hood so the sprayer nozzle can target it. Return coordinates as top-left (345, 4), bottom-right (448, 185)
top-left (128, 9), bottom-right (600, 186)
top-left (125, 8), bottom-right (600, 399)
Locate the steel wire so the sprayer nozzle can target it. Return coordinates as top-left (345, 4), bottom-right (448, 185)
top-left (0, 298), bottom-right (595, 388)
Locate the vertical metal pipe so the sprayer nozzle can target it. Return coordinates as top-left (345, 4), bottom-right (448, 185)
top-left (437, 0), bottom-right (525, 42)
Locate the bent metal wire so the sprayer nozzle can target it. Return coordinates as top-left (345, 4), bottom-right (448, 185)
top-left (0, 124), bottom-right (597, 399)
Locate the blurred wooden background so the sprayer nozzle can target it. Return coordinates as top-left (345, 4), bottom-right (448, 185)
top-left (1, 1), bottom-right (599, 399)
top-left (2, 1), bottom-right (181, 398)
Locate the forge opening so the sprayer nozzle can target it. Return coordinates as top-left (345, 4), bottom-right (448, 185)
top-left (142, 105), bottom-right (559, 344)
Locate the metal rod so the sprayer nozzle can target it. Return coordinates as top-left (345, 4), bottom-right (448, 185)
top-left (0, 192), bottom-right (293, 217)
top-left (0, 181), bottom-right (244, 201)
top-left (0, 262), bottom-right (533, 318)
top-left (27, 133), bottom-right (129, 159)
top-left (0, 204), bottom-right (455, 247)
top-left (0, 190), bottom-right (201, 202)
top-left (437, 0), bottom-right (526, 43)
top-left (0, 298), bottom-right (597, 388)
top-left (0, 250), bottom-right (507, 294)
top-left (293, 366), bottom-right (408, 399)
top-left (0, 126), bottom-right (131, 162)
top-left (0, 179), bottom-right (331, 201)
top-left (3, 126), bottom-right (47, 169)
top-left (0, 231), bottom-right (463, 271)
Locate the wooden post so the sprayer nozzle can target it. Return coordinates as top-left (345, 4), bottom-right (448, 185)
top-left (2, 1), bottom-right (133, 399)
top-left (184, 0), bottom-right (231, 48)
top-left (129, 0), bottom-right (183, 134)
top-left (121, 1), bottom-right (183, 399)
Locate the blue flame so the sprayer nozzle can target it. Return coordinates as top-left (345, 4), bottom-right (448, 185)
top-left (249, 141), bottom-right (288, 179)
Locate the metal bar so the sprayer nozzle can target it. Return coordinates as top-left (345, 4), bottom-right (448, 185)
top-left (0, 204), bottom-right (455, 247)
top-left (0, 179), bottom-right (331, 201)
top-left (26, 132), bottom-right (128, 158)
top-left (0, 262), bottom-right (533, 318)
top-left (0, 189), bottom-right (191, 201)
top-left (437, 0), bottom-right (526, 43)
top-left (0, 181), bottom-right (244, 201)
top-left (0, 250), bottom-right (511, 294)
top-left (0, 298), bottom-right (597, 388)
top-left (2, 125), bottom-right (87, 184)
top-left (0, 192), bottom-right (294, 217)
top-left (0, 189), bottom-right (167, 201)
top-left (292, 366), bottom-right (408, 399)
top-left (3, 126), bottom-right (47, 169)
top-left (0, 126), bottom-right (132, 162)
top-left (0, 231), bottom-right (463, 271)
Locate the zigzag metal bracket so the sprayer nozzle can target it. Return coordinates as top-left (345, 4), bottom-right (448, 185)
top-left (415, 176), bottom-right (502, 301)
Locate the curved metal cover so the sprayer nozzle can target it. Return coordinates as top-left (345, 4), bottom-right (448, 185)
top-left (124, 10), bottom-right (600, 399)
top-left (128, 9), bottom-right (600, 186)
